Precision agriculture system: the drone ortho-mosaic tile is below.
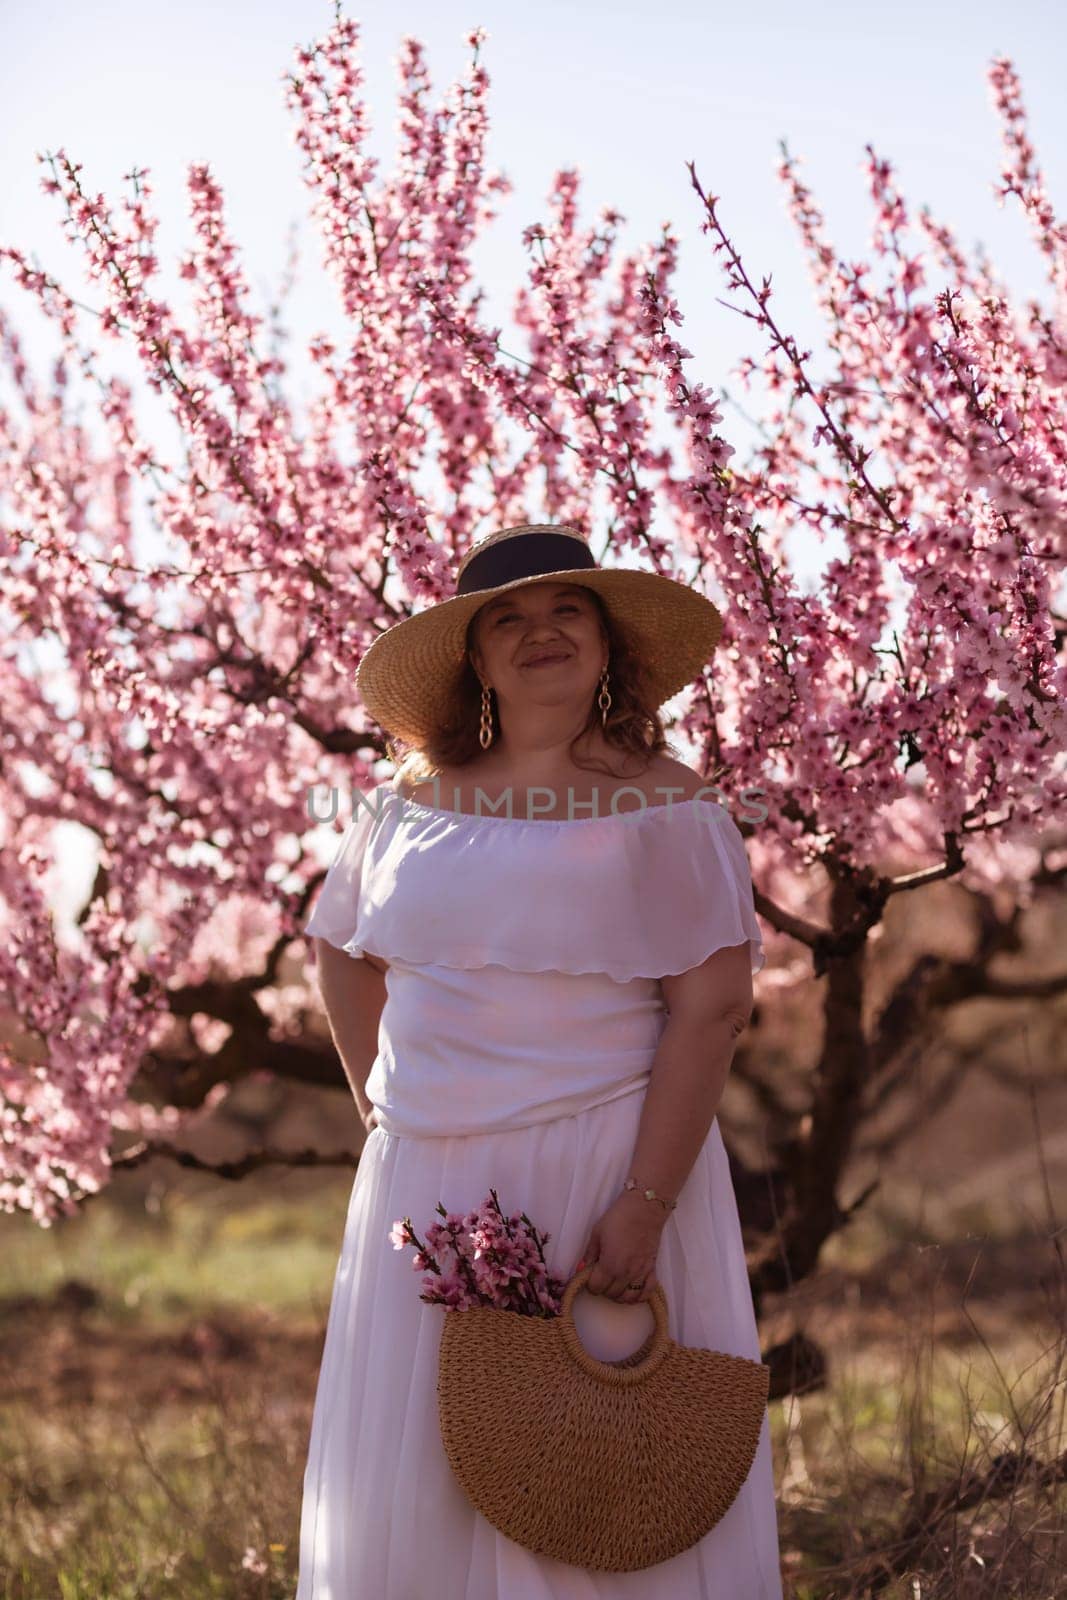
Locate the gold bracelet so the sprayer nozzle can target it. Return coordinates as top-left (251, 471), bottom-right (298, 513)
top-left (622, 1177), bottom-right (677, 1212)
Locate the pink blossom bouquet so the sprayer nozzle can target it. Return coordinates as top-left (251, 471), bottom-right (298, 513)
top-left (389, 1187), bottom-right (568, 1317)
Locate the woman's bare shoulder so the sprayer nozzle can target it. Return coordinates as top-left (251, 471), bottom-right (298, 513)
top-left (392, 755), bottom-right (711, 808)
top-left (643, 755), bottom-right (710, 804)
top-left (392, 764), bottom-right (458, 803)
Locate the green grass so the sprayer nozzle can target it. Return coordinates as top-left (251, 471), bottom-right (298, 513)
top-left (1, 1170), bottom-right (354, 1328)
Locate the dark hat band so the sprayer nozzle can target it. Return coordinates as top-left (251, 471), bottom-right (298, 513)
top-left (455, 530), bottom-right (597, 597)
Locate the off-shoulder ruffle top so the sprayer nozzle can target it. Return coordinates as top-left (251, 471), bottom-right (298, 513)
top-left (304, 782), bottom-right (764, 984)
top-left (303, 782), bottom-right (764, 1138)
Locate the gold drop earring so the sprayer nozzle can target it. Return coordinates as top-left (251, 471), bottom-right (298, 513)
top-left (479, 681), bottom-right (495, 749)
top-left (598, 665), bottom-right (611, 726)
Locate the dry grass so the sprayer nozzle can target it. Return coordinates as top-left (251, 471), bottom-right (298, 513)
top-left (767, 1224), bottom-right (1066, 1595)
top-left (1, 1157), bottom-right (1064, 1599)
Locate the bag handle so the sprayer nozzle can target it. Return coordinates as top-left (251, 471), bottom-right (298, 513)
top-left (556, 1265), bottom-right (671, 1385)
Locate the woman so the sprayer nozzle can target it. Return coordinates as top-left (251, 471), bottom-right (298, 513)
top-left (297, 523), bottom-right (782, 1597)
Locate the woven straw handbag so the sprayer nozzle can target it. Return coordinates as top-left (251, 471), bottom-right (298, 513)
top-left (437, 1263), bottom-right (770, 1572)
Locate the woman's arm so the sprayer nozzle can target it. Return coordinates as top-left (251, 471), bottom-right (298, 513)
top-left (630, 939), bottom-right (755, 1203)
top-left (578, 941), bottom-right (755, 1302)
top-left (312, 938), bottom-right (388, 1128)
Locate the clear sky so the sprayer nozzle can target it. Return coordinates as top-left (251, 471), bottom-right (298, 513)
top-left (3, 1), bottom-right (1064, 919)
top-left (2, 0), bottom-right (1063, 431)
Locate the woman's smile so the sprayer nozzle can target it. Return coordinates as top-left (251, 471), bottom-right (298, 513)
top-left (522, 650), bottom-right (572, 669)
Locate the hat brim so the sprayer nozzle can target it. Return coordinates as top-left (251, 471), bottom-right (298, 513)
top-left (354, 567), bottom-right (724, 748)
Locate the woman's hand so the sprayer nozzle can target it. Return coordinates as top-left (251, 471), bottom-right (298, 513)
top-left (360, 1104), bottom-right (381, 1136)
top-left (576, 1191), bottom-right (667, 1304)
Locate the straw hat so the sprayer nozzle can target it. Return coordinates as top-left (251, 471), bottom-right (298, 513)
top-left (355, 523), bottom-right (724, 748)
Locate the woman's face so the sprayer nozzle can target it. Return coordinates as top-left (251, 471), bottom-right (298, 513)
top-left (469, 581), bottom-right (606, 714)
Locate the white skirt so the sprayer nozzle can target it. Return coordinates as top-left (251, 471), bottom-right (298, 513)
top-left (295, 1085), bottom-right (783, 1599)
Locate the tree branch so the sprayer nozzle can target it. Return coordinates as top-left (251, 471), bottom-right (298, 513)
top-left (111, 1139), bottom-right (363, 1178)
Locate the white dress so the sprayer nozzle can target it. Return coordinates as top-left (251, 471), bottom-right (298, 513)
top-left (296, 782), bottom-right (783, 1599)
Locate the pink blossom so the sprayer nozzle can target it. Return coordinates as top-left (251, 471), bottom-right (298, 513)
top-left (392, 1188), bottom-right (566, 1316)
top-left (0, 26), bottom-right (1063, 1225)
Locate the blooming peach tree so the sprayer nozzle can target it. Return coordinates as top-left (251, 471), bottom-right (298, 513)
top-left (0, 11), bottom-right (1063, 1295)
